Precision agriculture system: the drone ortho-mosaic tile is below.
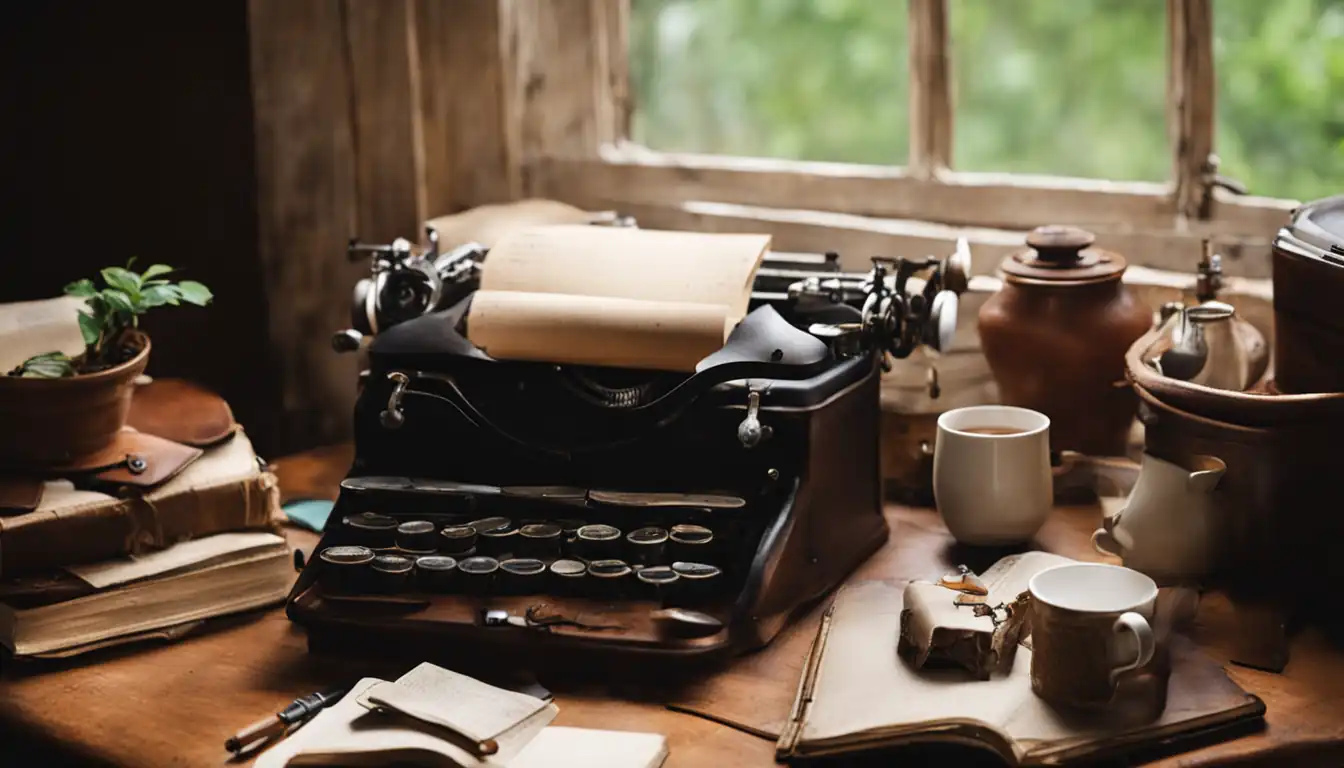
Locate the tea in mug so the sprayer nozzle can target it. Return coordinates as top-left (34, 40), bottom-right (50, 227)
top-left (962, 426), bottom-right (1027, 436)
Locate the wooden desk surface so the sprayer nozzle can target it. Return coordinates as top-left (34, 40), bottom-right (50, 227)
top-left (1, 444), bottom-right (1342, 767)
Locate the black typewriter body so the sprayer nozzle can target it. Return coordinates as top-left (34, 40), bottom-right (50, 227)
top-left (287, 229), bottom-right (966, 667)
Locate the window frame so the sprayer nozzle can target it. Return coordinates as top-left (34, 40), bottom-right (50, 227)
top-left (508, 0), bottom-right (1297, 278)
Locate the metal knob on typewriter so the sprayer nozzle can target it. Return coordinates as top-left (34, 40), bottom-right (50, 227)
top-left (380, 371), bottom-right (409, 429)
top-left (737, 390), bottom-right (773, 449)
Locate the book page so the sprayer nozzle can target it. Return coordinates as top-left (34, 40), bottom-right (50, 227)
top-left (800, 581), bottom-right (1026, 749)
top-left (64, 531), bottom-right (286, 589)
top-left (425, 199), bottom-right (605, 249)
top-left (357, 663), bottom-right (550, 744)
top-left (0, 296), bottom-right (85, 371)
top-left (511, 727), bottom-right (669, 768)
top-left (467, 226), bottom-right (770, 372)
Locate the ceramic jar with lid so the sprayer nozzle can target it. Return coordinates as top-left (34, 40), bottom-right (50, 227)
top-left (977, 226), bottom-right (1153, 455)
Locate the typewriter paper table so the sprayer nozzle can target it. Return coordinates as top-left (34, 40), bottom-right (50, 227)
top-left (0, 444), bottom-right (1341, 767)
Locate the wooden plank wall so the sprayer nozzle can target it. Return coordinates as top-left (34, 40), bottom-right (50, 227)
top-left (247, 0), bottom-right (523, 448)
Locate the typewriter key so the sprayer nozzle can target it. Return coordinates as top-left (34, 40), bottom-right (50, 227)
top-left (396, 520), bottom-right (438, 554)
top-left (468, 516), bottom-right (512, 534)
top-left (670, 561), bottom-right (722, 604)
top-left (635, 565), bottom-right (680, 601)
top-left (415, 555), bottom-right (458, 592)
top-left (458, 556), bottom-right (500, 594)
top-left (669, 524), bottom-right (714, 563)
top-left (476, 525), bottom-right (519, 557)
top-left (318, 546), bottom-right (375, 594)
top-left (439, 525), bottom-right (479, 556)
top-left (575, 524), bottom-right (622, 560)
top-left (499, 558), bottom-right (547, 595)
top-left (587, 558), bottom-right (633, 598)
top-left (517, 523), bottom-right (563, 558)
top-left (370, 554), bottom-right (415, 593)
top-left (344, 512), bottom-right (399, 549)
top-left (549, 559), bottom-right (588, 595)
top-left (625, 527), bottom-right (669, 565)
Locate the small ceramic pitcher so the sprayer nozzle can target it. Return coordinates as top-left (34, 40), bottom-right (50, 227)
top-left (1092, 453), bottom-right (1226, 583)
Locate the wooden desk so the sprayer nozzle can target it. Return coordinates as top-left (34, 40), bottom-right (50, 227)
top-left (1, 445), bottom-right (1342, 767)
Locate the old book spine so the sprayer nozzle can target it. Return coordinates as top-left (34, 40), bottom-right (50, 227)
top-left (0, 472), bottom-right (280, 577)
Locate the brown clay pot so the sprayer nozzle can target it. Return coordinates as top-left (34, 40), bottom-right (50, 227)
top-left (978, 226), bottom-right (1152, 456)
top-left (0, 338), bottom-right (150, 467)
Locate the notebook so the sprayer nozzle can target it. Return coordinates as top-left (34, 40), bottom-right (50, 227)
top-left (777, 572), bottom-right (1265, 765)
top-left (255, 663), bottom-right (669, 768)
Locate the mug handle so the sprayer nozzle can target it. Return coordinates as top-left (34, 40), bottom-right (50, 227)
top-left (1110, 611), bottom-right (1155, 681)
top-left (1091, 527), bottom-right (1122, 557)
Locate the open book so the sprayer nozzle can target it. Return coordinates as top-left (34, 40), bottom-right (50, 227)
top-left (466, 225), bottom-right (770, 372)
top-left (255, 663), bottom-right (667, 768)
top-left (777, 560), bottom-right (1264, 765)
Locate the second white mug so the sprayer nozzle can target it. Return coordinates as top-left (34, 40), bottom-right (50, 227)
top-left (933, 405), bottom-right (1052, 545)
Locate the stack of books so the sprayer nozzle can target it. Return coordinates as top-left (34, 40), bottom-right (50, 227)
top-left (0, 432), bottom-right (290, 660)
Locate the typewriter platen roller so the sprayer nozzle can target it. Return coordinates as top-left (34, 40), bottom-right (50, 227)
top-left (288, 217), bottom-right (969, 667)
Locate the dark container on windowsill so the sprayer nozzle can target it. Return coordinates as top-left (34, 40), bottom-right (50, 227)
top-left (370, 554), bottom-right (415, 593)
top-left (318, 545), bottom-right (375, 594)
top-left (415, 555), bottom-right (458, 593)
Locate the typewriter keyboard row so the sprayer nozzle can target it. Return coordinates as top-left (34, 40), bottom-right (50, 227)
top-left (318, 512), bottom-right (726, 603)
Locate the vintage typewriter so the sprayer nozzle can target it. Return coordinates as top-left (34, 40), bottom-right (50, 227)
top-left (287, 221), bottom-right (969, 666)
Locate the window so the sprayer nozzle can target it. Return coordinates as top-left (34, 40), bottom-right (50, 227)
top-left (525, 0), bottom-right (1343, 278)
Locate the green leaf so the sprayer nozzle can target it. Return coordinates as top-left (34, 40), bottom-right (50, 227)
top-left (141, 284), bottom-right (182, 308)
top-left (64, 278), bottom-right (96, 297)
top-left (140, 264), bottom-right (175, 281)
top-left (16, 351), bottom-right (75, 378)
top-left (176, 280), bottom-right (214, 306)
top-left (77, 311), bottom-right (102, 347)
top-left (101, 289), bottom-right (136, 315)
top-left (101, 267), bottom-right (141, 297)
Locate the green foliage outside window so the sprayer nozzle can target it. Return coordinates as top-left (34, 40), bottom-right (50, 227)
top-left (631, 0), bottom-right (1344, 201)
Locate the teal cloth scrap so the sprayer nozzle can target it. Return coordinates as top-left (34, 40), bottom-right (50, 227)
top-left (284, 499), bottom-right (335, 533)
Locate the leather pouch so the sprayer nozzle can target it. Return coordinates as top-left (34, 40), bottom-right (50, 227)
top-left (87, 430), bottom-right (204, 490)
top-left (126, 378), bottom-right (237, 448)
top-left (0, 476), bottom-right (45, 516)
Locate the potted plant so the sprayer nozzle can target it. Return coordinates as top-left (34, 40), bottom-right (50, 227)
top-left (0, 262), bottom-right (212, 467)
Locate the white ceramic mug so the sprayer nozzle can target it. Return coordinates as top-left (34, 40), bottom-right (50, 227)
top-left (1028, 563), bottom-right (1158, 710)
top-left (933, 405), bottom-right (1052, 545)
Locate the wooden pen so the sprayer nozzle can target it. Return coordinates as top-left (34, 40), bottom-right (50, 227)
top-left (224, 688), bottom-right (345, 754)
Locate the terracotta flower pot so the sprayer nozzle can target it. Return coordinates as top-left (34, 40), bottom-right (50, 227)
top-left (0, 338), bottom-right (151, 468)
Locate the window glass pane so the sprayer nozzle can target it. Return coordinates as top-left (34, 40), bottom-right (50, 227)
top-left (1215, 0), bottom-right (1344, 202)
top-left (629, 0), bottom-right (908, 164)
top-left (950, 0), bottom-right (1168, 181)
